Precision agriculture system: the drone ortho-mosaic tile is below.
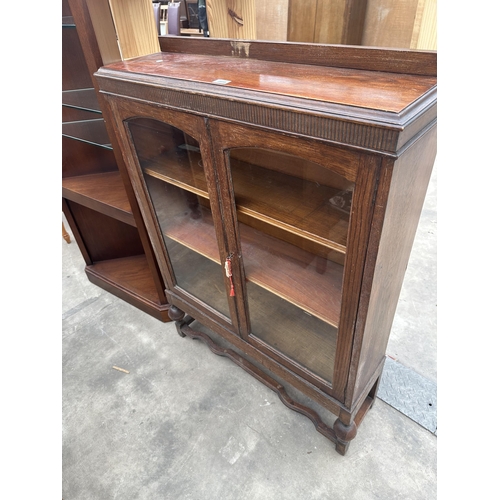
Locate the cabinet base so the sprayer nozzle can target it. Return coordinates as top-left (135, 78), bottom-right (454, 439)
top-left (86, 256), bottom-right (171, 322)
top-left (171, 310), bottom-right (375, 456)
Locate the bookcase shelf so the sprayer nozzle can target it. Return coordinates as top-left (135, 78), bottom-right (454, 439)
top-left (148, 177), bottom-right (343, 327)
top-left (86, 255), bottom-right (170, 318)
top-left (141, 147), bottom-right (349, 263)
top-left (62, 0), bottom-right (170, 322)
top-left (62, 172), bottom-right (135, 226)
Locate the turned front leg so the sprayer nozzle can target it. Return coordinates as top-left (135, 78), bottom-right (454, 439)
top-left (333, 415), bottom-right (357, 456)
top-left (168, 305), bottom-right (187, 337)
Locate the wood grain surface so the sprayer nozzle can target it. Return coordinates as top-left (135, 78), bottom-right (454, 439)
top-left (105, 52), bottom-right (436, 112)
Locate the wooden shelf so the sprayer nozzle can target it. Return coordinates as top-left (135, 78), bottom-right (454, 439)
top-left (62, 171), bottom-right (135, 226)
top-left (86, 254), bottom-right (170, 321)
top-left (142, 150), bottom-right (349, 253)
top-left (147, 177), bottom-right (343, 327)
top-left (231, 158), bottom-right (349, 250)
top-left (143, 148), bottom-right (208, 198)
top-left (62, 119), bottom-right (112, 149)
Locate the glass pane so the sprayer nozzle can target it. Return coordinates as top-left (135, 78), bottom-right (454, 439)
top-left (229, 148), bottom-right (354, 382)
top-left (62, 119), bottom-right (112, 149)
top-left (247, 282), bottom-right (337, 382)
top-left (127, 118), bottom-right (231, 319)
top-left (62, 89), bottom-right (101, 113)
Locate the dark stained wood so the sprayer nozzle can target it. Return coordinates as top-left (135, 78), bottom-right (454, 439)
top-left (62, 106), bottom-right (100, 122)
top-left (62, 172), bottom-right (135, 226)
top-left (64, 0), bottom-right (170, 314)
top-left (104, 99), bottom-right (244, 333)
top-left (96, 63), bottom-right (436, 156)
top-left (86, 255), bottom-right (170, 322)
top-left (346, 124), bottom-right (437, 408)
top-left (168, 299), bottom-right (345, 415)
top-left (62, 136), bottom-right (117, 178)
top-left (158, 36), bottom-right (437, 76)
top-left (66, 201), bottom-right (143, 262)
top-left (63, 198), bottom-right (91, 265)
top-left (95, 40), bottom-right (437, 454)
top-left (104, 52), bottom-right (436, 113)
top-left (62, 0), bottom-right (72, 17)
top-left (66, 0), bottom-right (103, 77)
top-left (62, 24), bottom-right (93, 90)
top-left (331, 153), bottom-right (380, 401)
top-left (209, 119), bottom-right (360, 181)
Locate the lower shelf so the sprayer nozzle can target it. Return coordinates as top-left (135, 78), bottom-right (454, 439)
top-left (85, 254), bottom-right (171, 322)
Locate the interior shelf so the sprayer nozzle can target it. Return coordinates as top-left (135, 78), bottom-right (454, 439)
top-left (62, 119), bottom-right (112, 149)
top-left (62, 171), bottom-right (135, 226)
top-left (86, 254), bottom-right (170, 320)
top-left (143, 149), bottom-right (208, 198)
top-left (147, 177), bottom-right (343, 327)
top-left (231, 158), bottom-right (350, 249)
top-left (62, 89), bottom-right (101, 113)
top-left (143, 152), bottom-right (349, 254)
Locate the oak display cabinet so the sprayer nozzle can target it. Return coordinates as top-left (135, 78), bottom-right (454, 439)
top-left (95, 37), bottom-right (437, 454)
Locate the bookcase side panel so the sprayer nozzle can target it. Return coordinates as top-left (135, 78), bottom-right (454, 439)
top-left (347, 125), bottom-right (437, 407)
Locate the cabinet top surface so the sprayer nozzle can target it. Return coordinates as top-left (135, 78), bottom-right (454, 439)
top-left (103, 52), bottom-right (436, 114)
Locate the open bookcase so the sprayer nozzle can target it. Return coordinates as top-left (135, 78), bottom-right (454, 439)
top-left (95, 38), bottom-right (437, 454)
top-left (62, 0), bottom-right (169, 321)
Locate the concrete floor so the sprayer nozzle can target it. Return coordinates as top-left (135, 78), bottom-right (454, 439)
top-left (62, 164), bottom-right (437, 499)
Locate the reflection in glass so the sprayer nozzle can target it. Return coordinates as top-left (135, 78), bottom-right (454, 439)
top-left (127, 118), bottom-right (231, 319)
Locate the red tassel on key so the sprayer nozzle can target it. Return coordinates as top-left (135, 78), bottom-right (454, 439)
top-left (225, 257), bottom-right (236, 297)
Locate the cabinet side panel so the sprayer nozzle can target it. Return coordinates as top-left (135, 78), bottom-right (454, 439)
top-left (348, 125), bottom-right (436, 406)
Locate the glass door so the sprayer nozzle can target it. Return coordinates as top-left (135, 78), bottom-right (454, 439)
top-left (125, 117), bottom-right (235, 326)
top-left (210, 121), bottom-right (362, 388)
top-left (229, 148), bottom-right (351, 383)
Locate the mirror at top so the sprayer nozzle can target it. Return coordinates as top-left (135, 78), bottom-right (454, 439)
top-left (157, 0), bottom-right (436, 52)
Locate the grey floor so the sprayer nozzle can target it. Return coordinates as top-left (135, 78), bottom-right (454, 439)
top-left (62, 162), bottom-right (437, 499)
